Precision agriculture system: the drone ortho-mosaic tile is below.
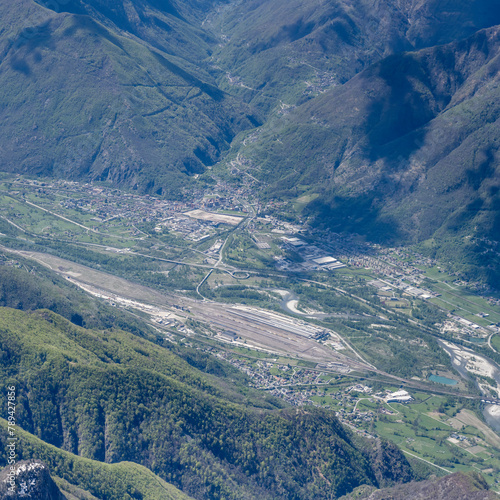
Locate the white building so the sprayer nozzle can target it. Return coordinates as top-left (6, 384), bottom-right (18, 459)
top-left (386, 390), bottom-right (413, 403)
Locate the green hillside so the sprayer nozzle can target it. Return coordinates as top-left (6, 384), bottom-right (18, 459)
top-left (0, 419), bottom-right (193, 500)
top-left (0, 306), bottom-right (414, 499)
top-left (232, 25), bottom-right (500, 284)
top-left (0, 0), bottom-right (257, 197)
top-left (208, 0), bottom-right (500, 112)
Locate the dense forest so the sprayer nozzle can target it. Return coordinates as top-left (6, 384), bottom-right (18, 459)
top-left (0, 306), bottom-right (414, 499)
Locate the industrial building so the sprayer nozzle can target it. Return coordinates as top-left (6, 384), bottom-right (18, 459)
top-left (386, 390), bottom-right (413, 403)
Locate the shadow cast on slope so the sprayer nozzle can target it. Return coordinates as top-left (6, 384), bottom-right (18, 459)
top-left (304, 192), bottom-right (404, 244)
top-left (362, 52), bottom-right (456, 164)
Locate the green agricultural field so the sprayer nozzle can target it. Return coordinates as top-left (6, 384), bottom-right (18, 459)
top-left (427, 282), bottom-right (500, 324)
top-left (277, 357), bottom-right (297, 365)
top-left (422, 266), bottom-right (456, 282)
top-left (297, 360), bottom-right (318, 368)
top-left (310, 395), bottom-right (340, 407)
top-left (350, 395), bottom-right (500, 488)
top-left (491, 335), bottom-right (500, 353)
top-left (294, 193), bottom-right (319, 211)
top-left (0, 193), bottom-right (144, 249)
top-left (224, 233), bottom-right (276, 270)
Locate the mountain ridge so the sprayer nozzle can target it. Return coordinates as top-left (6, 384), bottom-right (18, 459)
top-left (229, 23), bottom-right (500, 283)
top-left (0, 0), bottom-right (258, 196)
top-left (0, 305), bottom-right (415, 499)
top-left (207, 0), bottom-right (500, 111)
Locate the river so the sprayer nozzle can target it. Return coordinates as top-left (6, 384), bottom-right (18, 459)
top-left (436, 338), bottom-right (500, 432)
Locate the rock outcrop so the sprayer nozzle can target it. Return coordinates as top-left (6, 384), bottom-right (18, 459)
top-left (0, 460), bottom-right (66, 499)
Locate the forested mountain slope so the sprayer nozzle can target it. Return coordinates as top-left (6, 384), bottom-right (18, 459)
top-left (234, 25), bottom-right (500, 283)
top-left (2, 0), bottom-right (500, 195)
top-left (34, 0), bottom-right (225, 64)
top-left (0, 442), bottom-right (194, 500)
top-left (0, 306), bottom-right (414, 499)
top-left (0, 0), bottom-right (257, 197)
top-left (208, 0), bottom-right (500, 111)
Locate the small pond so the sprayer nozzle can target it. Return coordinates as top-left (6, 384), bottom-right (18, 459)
top-left (428, 374), bottom-right (458, 386)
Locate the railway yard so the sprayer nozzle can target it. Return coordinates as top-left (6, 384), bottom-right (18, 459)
top-left (2, 175), bottom-right (500, 486)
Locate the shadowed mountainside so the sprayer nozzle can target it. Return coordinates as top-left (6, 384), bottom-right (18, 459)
top-left (340, 471), bottom-right (497, 499)
top-left (235, 24), bottom-right (500, 283)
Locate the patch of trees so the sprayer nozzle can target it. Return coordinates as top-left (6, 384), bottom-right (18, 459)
top-left (0, 308), bottom-right (415, 500)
